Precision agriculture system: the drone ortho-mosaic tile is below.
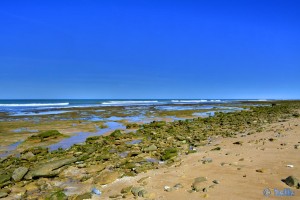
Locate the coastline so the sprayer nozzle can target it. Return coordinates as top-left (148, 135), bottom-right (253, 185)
top-left (100, 112), bottom-right (300, 199)
top-left (0, 101), bottom-right (299, 199)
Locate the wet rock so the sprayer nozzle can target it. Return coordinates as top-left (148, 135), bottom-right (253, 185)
top-left (282, 176), bottom-right (300, 188)
top-left (25, 157), bottom-right (77, 179)
top-left (94, 170), bottom-right (119, 185)
top-left (144, 144), bottom-right (157, 152)
top-left (12, 167), bottom-right (28, 182)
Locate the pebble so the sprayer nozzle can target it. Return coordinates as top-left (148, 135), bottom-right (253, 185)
top-left (91, 187), bottom-right (101, 196)
top-left (173, 183), bottom-right (184, 190)
top-left (164, 186), bottom-right (172, 192)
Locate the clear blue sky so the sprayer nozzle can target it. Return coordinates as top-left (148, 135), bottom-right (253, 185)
top-left (0, 0), bottom-right (299, 99)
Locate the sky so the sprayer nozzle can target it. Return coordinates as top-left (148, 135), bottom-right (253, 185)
top-left (0, 0), bottom-right (299, 99)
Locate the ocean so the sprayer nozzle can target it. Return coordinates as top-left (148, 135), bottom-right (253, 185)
top-left (0, 99), bottom-right (266, 116)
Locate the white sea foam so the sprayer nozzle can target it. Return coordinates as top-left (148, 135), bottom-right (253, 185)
top-left (171, 100), bottom-right (208, 103)
top-left (0, 103), bottom-right (69, 107)
top-left (102, 101), bottom-right (159, 105)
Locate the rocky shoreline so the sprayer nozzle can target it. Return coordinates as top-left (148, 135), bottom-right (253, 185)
top-left (0, 101), bottom-right (299, 199)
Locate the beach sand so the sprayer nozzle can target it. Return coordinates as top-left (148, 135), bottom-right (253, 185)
top-left (99, 115), bottom-right (300, 199)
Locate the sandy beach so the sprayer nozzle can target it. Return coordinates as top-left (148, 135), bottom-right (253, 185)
top-left (0, 101), bottom-right (299, 199)
top-left (100, 113), bottom-right (300, 199)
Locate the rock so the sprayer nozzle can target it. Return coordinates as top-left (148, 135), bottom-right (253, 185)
top-left (144, 144), bottom-right (157, 152)
top-left (86, 163), bottom-right (106, 174)
top-left (173, 183), bottom-right (183, 190)
top-left (203, 188), bottom-right (208, 192)
top-left (47, 190), bottom-right (67, 200)
top-left (24, 182), bottom-right (39, 195)
top-left (256, 169), bottom-right (266, 173)
top-left (109, 194), bottom-right (122, 198)
top-left (194, 177), bottom-right (207, 183)
top-left (131, 186), bottom-right (144, 196)
top-left (25, 157), bottom-right (77, 179)
top-left (12, 167), bottom-right (28, 182)
top-left (91, 188), bottom-right (101, 195)
top-left (164, 185), bottom-right (172, 192)
top-left (138, 189), bottom-right (149, 197)
top-left (137, 176), bottom-right (149, 183)
top-left (211, 147), bottom-right (221, 151)
top-left (74, 192), bottom-right (92, 200)
top-left (0, 174), bottom-right (11, 184)
top-left (161, 148), bottom-right (178, 161)
top-left (192, 177), bottom-right (207, 192)
top-left (73, 152), bottom-right (83, 157)
top-left (60, 166), bottom-right (88, 180)
top-left (94, 170), bottom-right (119, 185)
top-left (282, 176), bottom-right (300, 188)
top-left (201, 158), bottom-right (212, 164)
top-left (294, 145), bottom-right (299, 149)
top-left (212, 180), bottom-right (220, 184)
top-left (268, 138), bottom-right (275, 142)
top-left (0, 191), bottom-right (8, 198)
top-left (121, 185), bottom-right (133, 194)
top-left (233, 141), bottom-right (243, 145)
top-left (0, 188), bottom-right (9, 198)
top-left (21, 152), bottom-right (35, 160)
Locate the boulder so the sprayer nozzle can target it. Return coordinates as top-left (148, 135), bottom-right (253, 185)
top-left (131, 187), bottom-right (144, 196)
top-left (25, 157), bottom-right (77, 179)
top-left (74, 192), bottom-right (92, 200)
top-left (93, 170), bottom-right (119, 185)
top-left (192, 177), bottom-right (207, 192)
top-left (21, 152), bottom-right (35, 160)
top-left (12, 167), bottom-right (28, 182)
top-left (0, 174), bottom-right (10, 184)
top-left (0, 191), bottom-right (8, 198)
top-left (144, 144), bottom-right (157, 152)
top-left (282, 176), bottom-right (300, 188)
